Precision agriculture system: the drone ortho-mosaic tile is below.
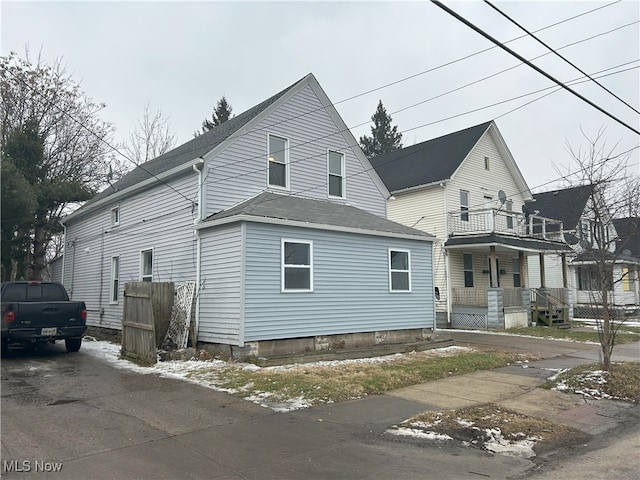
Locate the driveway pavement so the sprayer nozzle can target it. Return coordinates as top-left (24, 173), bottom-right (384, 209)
top-left (1, 333), bottom-right (638, 479)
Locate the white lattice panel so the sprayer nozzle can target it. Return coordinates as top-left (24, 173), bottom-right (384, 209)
top-left (452, 313), bottom-right (487, 329)
top-left (162, 282), bottom-right (196, 350)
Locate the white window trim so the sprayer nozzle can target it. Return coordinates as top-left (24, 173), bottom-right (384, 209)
top-left (110, 256), bottom-right (120, 304)
top-left (140, 248), bottom-right (154, 282)
top-left (327, 149), bottom-right (346, 199)
top-left (281, 239), bottom-right (313, 293)
top-left (389, 248), bottom-right (412, 293)
top-left (460, 190), bottom-right (470, 222)
top-left (111, 206), bottom-right (120, 226)
top-left (267, 134), bottom-right (290, 191)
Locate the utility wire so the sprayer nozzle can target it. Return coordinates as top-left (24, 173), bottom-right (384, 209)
top-left (483, 0), bottom-right (639, 115)
top-left (430, 0), bottom-right (640, 136)
top-left (0, 66), bottom-right (195, 206)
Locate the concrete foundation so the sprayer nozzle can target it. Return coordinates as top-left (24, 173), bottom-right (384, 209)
top-left (195, 328), bottom-right (436, 362)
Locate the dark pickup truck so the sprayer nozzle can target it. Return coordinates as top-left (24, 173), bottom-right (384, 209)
top-left (1, 281), bottom-right (87, 356)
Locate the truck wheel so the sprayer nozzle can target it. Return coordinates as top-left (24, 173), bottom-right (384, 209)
top-left (65, 337), bottom-right (82, 353)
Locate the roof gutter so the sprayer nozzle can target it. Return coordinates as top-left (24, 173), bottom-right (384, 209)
top-left (196, 214), bottom-right (434, 242)
top-left (63, 159), bottom-right (203, 223)
top-left (391, 178), bottom-right (450, 196)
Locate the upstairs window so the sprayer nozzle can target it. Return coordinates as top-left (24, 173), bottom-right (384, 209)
top-left (389, 249), bottom-right (411, 292)
top-left (140, 249), bottom-right (153, 282)
top-left (282, 240), bottom-right (313, 292)
top-left (506, 200), bottom-right (514, 229)
top-left (328, 150), bottom-right (345, 198)
top-left (111, 207), bottom-right (120, 226)
top-left (460, 190), bottom-right (470, 222)
top-left (484, 156), bottom-right (490, 170)
top-left (268, 134), bottom-right (289, 189)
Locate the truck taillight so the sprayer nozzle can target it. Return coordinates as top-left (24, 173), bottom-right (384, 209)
top-left (3, 311), bottom-right (15, 323)
top-left (81, 309), bottom-right (87, 321)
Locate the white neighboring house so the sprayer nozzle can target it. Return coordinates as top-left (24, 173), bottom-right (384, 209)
top-left (370, 121), bottom-right (572, 330)
top-left (60, 74), bottom-right (436, 357)
top-left (527, 186), bottom-right (640, 316)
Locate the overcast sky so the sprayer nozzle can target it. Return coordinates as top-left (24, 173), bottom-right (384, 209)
top-left (2, 1), bottom-right (639, 194)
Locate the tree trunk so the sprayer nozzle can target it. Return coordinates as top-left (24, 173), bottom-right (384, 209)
top-left (600, 288), bottom-right (612, 371)
top-left (31, 218), bottom-right (48, 281)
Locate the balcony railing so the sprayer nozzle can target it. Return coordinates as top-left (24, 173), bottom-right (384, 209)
top-left (449, 208), bottom-right (564, 241)
top-left (451, 287), bottom-right (525, 307)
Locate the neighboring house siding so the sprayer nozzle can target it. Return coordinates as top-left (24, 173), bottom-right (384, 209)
top-left (204, 84), bottom-right (386, 218)
top-left (446, 133), bottom-right (527, 218)
top-left (528, 255), bottom-right (566, 289)
top-left (242, 222), bottom-right (433, 342)
top-left (198, 224), bottom-right (244, 344)
top-left (63, 174), bottom-right (198, 329)
top-left (387, 185), bottom-right (446, 310)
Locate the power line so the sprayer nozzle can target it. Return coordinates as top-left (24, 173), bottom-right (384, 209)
top-left (222, 65), bottom-right (638, 216)
top-left (483, 0), bottom-right (639, 115)
top-left (0, 65), bottom-right (195, 206)
top-left (430, 0), bottom-right (640, 136)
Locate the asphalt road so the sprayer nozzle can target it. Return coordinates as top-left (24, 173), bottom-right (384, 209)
top-left (1, 335), bottom-right (638, 480)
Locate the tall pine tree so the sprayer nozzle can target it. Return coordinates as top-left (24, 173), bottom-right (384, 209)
top-left (359, 100), bottom-right (402, 159)
top-left (200, 96), bottom-right (233, 134)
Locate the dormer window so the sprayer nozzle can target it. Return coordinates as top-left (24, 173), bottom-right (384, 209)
top-left (268, 134), bottom-right (289, 189)
top-left (111, 207), bottom-right (120, 226)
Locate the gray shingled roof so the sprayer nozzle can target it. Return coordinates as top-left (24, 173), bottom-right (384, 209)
top-left (204, 191), bottom-right (433, 239)
top-left (444, 233), bottom-right (572, 252)
top-left (613, 217), bottom-right (640, 259)
top-left (86, 75), bottom-right (308, 206)
top-left (369, 121), bottom-right (493, 192)
top-left (527, 185), bottom-right (593, 230)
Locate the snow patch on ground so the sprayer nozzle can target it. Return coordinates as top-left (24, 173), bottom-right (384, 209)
top-left (80, 339), bottom-right (472, 412)
top-left (388, 427), bottom-right (453, 441)
top-left (483, 428), bottom-right (539, 458)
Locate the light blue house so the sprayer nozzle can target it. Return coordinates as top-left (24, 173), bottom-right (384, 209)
top-left (61, 74), bottom-right (435, 357)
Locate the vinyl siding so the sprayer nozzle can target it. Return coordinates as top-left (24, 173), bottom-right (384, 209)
top-left (242, 222), bottom-right (434, 342)
top-left (387, 185), bottom-right (446, 310)
top-left (449, 250), bottom-right (526, 289)
top-left (446, 132), bottom-right (528, 220)
top-left (528, 254), bottom-right (566, 288)
top-left (204, 84), bottom-right (386, 218)
top-left (198, 225), bottom-right (244, 344)
top-left (62, 173), bottom-right (198, 329)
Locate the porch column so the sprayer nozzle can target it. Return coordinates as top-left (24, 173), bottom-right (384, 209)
top-left (490, 245), bottom-right (498, 288)
top-left (539, 252), bottom-right (546, 288)
top-left (561, 253), bottom-right (568, 288)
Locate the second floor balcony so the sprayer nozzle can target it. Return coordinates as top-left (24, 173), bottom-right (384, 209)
top-left (448, 207), bottom-right (564, 241)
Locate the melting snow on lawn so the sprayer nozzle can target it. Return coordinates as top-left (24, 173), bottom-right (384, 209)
top-left (386, 420), bottom-right (540, 458)
top-left (80, 339), bottom-right (472, 412)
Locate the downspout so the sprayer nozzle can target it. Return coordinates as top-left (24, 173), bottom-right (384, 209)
top-left (442, 182), bottom-right (452, 328)
top-left (61, 223), bottom-right (67, 285)
top-left (192, 159), bottom-right (205, 342)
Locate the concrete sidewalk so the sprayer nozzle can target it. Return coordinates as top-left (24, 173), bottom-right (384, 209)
top-left (386, 332), bottom-right (640, 436)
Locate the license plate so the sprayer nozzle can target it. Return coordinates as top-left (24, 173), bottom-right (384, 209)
top-left (41, 327), bottom-right (57, 336)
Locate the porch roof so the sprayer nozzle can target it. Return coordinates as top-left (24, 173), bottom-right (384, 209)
top-left (444, 233), bottom-right (572, 253)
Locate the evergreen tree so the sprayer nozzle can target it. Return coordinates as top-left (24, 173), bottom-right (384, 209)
top-left (359, 100), bottom-right (403, 159)
top-left (200, 96), bottom-right (233, 134)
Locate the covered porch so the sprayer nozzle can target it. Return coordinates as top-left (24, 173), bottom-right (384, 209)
top-left (444, 207), bottom-right (574, 329)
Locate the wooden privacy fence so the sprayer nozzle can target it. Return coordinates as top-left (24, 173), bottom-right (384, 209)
top-left (121, 282), bottom-right (174, 364)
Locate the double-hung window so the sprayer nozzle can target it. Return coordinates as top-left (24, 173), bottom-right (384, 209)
top-left (512, 258), bottom-right (521, 288)
top-left (110, 257), bottom-right (120, 303)
top-left (282, 240), bottom-right (313, 292)
top-left (506, 200), bottom-right (514, 229)
top-left (389, 249), bottom-right (411, 292)
top-left (328, 150), bottom-right (345, 198)
top-left (140, 249), bottom-right (153, 282)
top-left (460, 190), bottom-right (469, 222)
top-left (268, 134), bottom-right (289, 189)
top-left (111, 207), bottom-right (120, 226)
